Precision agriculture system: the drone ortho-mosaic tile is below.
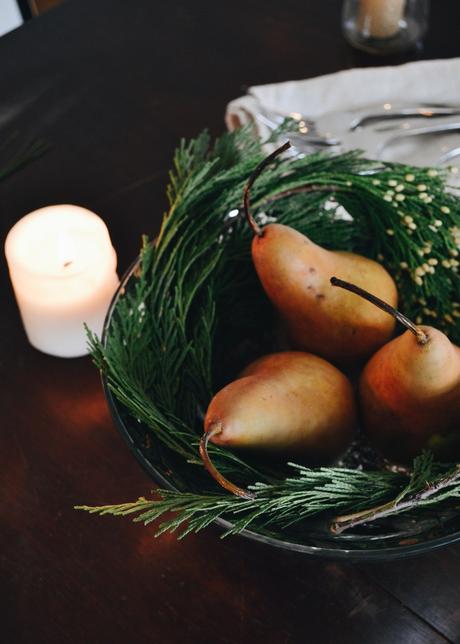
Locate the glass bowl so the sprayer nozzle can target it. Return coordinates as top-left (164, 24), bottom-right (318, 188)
top-left (101, 260), bottom-right (460, 561)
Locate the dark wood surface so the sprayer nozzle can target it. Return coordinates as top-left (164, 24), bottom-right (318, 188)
top-left (1, 1), bottom-right (460, 642)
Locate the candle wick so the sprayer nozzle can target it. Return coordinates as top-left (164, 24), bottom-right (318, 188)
top-left (63, 261), bottom-right (73, 268)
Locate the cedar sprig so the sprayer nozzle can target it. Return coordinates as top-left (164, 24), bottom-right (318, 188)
top-left (82, 128), bottom-right (460, 541)
top-left (76, 453), bottom-right (460, 538)
top-left (0, 136), bottom-right (48, 182)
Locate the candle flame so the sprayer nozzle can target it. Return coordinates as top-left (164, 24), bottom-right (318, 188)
top-left (57, 231), bottom-right (76, 269)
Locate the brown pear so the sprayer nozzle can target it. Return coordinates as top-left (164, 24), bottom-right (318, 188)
top-left (252, 223), bottom-right (397, 362)
top-left (332, 277), bottom-right (460, 462)
top-left (200, 351), bottom-right (356, 497)
top-left (243, 142), bottom-right (398, 363)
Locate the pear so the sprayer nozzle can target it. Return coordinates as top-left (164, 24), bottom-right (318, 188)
top-left (244, 142), bottom-right (398, 363)
top-left (200, 351), bottom-right (356, 497)
top-left (331, 277), bottom-right (460, 462)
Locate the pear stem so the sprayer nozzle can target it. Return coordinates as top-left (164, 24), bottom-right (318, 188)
top-left (330, 276), bottom-right (429, 345)
top-left (243, 141), bottom-right (291, 237)
top-left (199, 428), bottom-right (256, 499)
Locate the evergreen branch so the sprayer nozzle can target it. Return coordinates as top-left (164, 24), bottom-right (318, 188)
top-left (77, 455), bottom-right (459, 540)
top-left (76, 463), bottom-right (406, 538)
top-left (0, 137), bottom-right (48, 182)
top-left (82, 128), bottom-right (460, 542)
top-left (331, 453), bottom-right (460, 534)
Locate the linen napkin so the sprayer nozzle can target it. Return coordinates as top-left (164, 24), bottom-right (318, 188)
top-left (226, 58), bottom-right (460, 141)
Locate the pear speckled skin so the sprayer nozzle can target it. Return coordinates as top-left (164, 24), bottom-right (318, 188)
top-left (252, 224), bottom-right (398, 363)
top-left (204, 351), bottom-right (356, 463)
top-left (360, 326), bottom-right (460, 462)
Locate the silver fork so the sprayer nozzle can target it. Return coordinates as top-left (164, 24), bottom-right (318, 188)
top-left (258, 108), bottom-right (460, 158)
top-left (258, 103), bottom-right (460, 138)
top-left (255, 111), bottom-right (339, 147)
top-left (327, 117), bottom-right (460, 158)
top-left (438, 145), bottom-right (460, 164)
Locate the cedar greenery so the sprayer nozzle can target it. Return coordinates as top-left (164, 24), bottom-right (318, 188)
top-left (78, 128), bottom-right (460, 543)
top-left (77, 453), bottom-right (460, 539)
top-left (0, 137), bottom-right (48, 182)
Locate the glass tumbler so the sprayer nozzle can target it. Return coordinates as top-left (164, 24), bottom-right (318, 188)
top-left (342, 0), bottom-right (429, 55)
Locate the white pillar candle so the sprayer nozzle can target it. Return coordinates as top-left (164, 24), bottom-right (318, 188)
top-left (358, 0), bottom-right (406, 38)
top-left (5, 205), bottom-right (119, 358)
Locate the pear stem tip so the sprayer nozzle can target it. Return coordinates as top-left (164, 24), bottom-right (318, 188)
top-left (330, 276), bottom-right (429, 345)
top-left (243, 141), bottom-right (291, 238)
top-left (199, 428), bottom-right (256, 500)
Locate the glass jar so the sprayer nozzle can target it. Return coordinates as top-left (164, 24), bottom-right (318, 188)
top-left (342, 0), bottom-right (429, 55)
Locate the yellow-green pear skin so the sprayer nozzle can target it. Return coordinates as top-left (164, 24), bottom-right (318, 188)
top-left (251, 224), bottom-right (398, 363)
top-left (360, 326), bottom-right (460, 462)
top-left (204, 351), bottom-right (356, 463)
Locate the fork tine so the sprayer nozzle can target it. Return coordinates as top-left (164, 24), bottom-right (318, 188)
top-left (438, 145), bottom-right (460, 164)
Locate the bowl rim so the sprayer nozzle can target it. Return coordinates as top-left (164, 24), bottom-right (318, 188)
top-left (101, 257), bottom-right (460, 561)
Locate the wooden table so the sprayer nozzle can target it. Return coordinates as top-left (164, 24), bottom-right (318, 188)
top-left (1, 1), bottom-right (460, 642)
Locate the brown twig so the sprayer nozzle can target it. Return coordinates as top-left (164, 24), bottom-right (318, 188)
top-left (331, 465), bottom-right (460, 534)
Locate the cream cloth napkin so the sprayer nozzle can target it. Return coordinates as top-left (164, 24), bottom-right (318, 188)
top-left (226, 58), bottom-right (460, 140)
